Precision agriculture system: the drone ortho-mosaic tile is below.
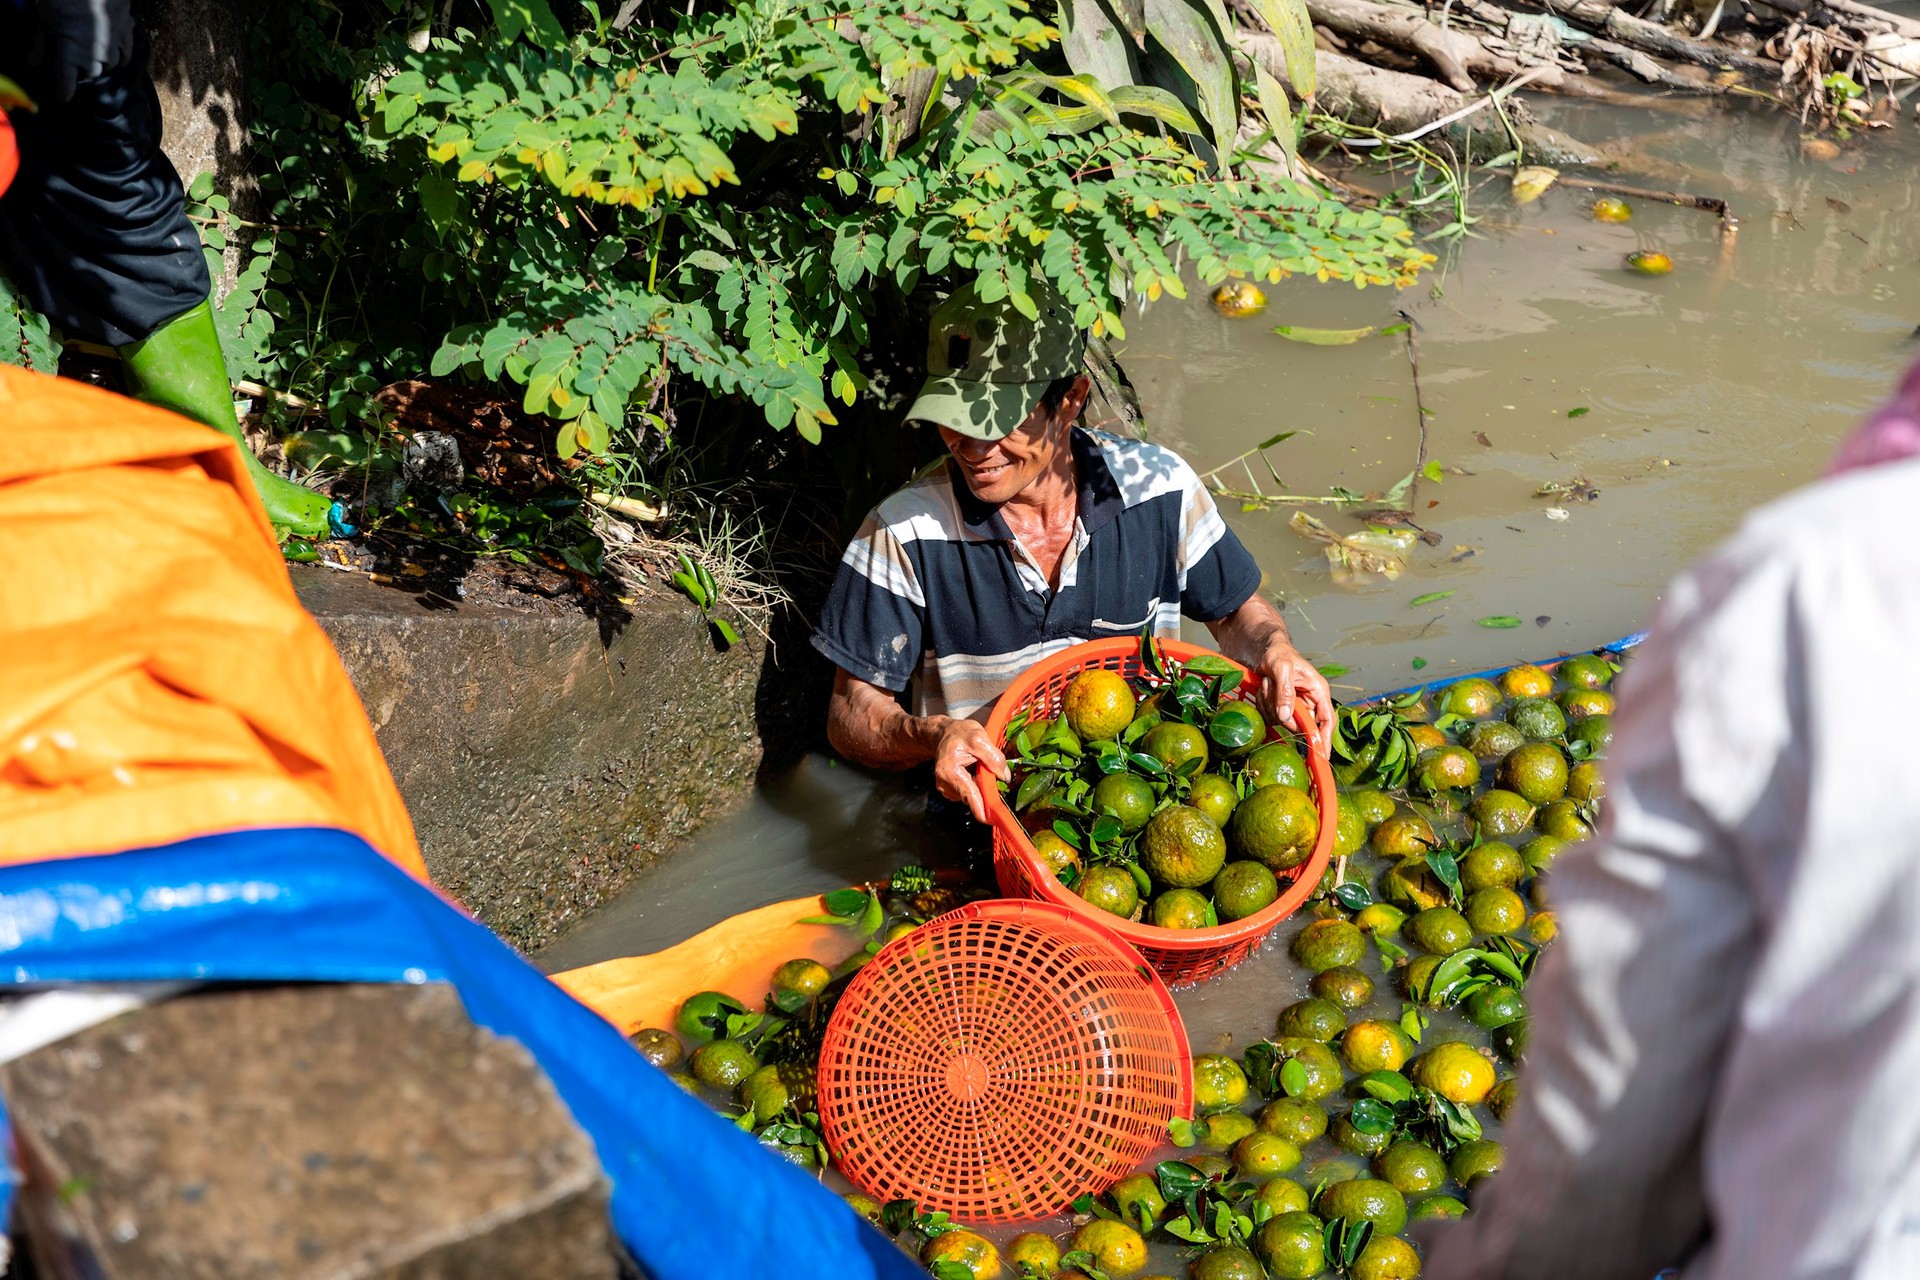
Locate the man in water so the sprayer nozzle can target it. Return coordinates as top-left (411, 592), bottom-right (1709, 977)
top-left (1420, 362), bottom-right (1920, 1279)
top-left (812, 282), bottom-right (1332, 821)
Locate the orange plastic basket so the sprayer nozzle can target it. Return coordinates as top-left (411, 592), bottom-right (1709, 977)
top-left (976, 638), bottom-right (1338, 986)
top-left (815, 899), bottom-right (1192, 1224)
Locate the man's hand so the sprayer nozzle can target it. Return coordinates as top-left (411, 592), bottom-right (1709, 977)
top-left (931, 717), bottom-right (1009, 823)
top-left (1249, 638), bottom-right (1335, 744)
top-left (1207, 594), bottom-right (1336, 747)
top-left (826, 669), bottom-right (1011, 822)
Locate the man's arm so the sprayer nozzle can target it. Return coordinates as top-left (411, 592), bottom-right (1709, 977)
top-left (1205, 594), bottom-right (1334, 741)
top-left (825, 668), bottom-right (1009, 822)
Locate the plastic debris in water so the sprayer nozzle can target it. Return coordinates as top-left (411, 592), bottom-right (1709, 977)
top-left (1290, 511), bottom-right (1416, 584)
top-left (1511, 166), bottom-right (1559, 206)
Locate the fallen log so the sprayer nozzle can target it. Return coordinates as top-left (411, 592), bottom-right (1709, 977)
top-left (1582, 33), bottom-right (1736, 89)
top-left (1241, 33), bottom-right (1607, 163)
top-left (1299, 0), bottom-right (1568, 91)
top-left (1530, 0), bottom-right (1780, 77)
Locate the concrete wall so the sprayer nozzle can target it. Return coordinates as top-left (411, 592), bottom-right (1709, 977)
top-left (293, 570), bottom-right (794, 953)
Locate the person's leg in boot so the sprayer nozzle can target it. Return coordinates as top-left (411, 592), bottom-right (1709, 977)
top-left (0, 9), bottom-right (329, 536)
top-left (117, 299), bottom-right (332, 535)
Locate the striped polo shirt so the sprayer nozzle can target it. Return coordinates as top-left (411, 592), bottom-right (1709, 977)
top-left (812, 428), bottom-right (1262, 720)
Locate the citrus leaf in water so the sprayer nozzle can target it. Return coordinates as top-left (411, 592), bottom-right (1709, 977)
top-left (1410, 591), bottom-right (1454, 606)
top-left (1332, 881), bottom-right (1373, 911)
top-left (1411, 657), bottom-right (1428, 670)
top-left (1280, 1057), bottom-right (1311, 1097)
top-left (1320, 663), bottom-right (1349, 678)
top-left (1567, 406), bottom-right (1590, 418)
top-left (1477, 616), bottom-right (1523, 629)
top-left (1357, 1070), bottom-right (1415, 1104)
top-left (822, 888), bottom-right (870, 917)
top-left (1272, 324), bottom-right (1388, 345)
top-left (1349, 1097), bottom-right (1397, 1134)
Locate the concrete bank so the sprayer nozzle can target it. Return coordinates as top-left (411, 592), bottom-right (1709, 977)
top-left (293, 569), bottom-right (823, 952)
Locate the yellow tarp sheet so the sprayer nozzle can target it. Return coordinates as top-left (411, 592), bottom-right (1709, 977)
top-left (0, 366), bottom-right (424, 875)
top-left (553, 896), bottom-right (857, 1035)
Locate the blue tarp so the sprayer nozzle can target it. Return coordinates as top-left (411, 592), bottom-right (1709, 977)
top-left (0, 827), bottom-right (921, 1280)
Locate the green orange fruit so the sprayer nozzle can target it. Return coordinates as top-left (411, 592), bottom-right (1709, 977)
top-left (1229, 784), bottom-right (1320, 871)
top-left (1142, 805), bottom-right (1229, 888)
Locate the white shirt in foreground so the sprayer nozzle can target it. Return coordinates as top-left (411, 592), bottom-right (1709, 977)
top-left (1421, 455), bottom-right (1920, 1280)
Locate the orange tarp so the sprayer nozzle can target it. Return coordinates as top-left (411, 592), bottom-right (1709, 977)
top-left (0, 366), bottom-right (424, 875)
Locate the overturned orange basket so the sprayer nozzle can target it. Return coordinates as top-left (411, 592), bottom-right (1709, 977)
top-left (978, 638), bottom-right (1337, 986)
top-left (816, 900), bottom-right (1191, 1224)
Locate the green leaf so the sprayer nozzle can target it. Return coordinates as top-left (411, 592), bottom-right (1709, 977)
top-left (1272, 324), bottom-right (1390, 345)
top-left (1477, 616), bottom-right (1524, 629)
top-left (1410, 591), bottom-right (1454, 607)
top-left (1411, 657), bottom-right (1428, 670)
top-left (1332, 881), bottom-right (1372, 912)
top-left (1356, 1070), bottom-right (1414, 1104)
top-left (1348, 1098), bottom-right (1397, 1135)
top-left (1280, 1057), bottom-right (1310, 1097)
top-left (485, 0), bottom-right (565, 47)
top-left (1243, 0), bottom-right (1318, 97)
top-left (711, 617), bottom-right (743, 647)
top-left (1183, 654), bottom-right (1240, 676)
top-left (1157, 1159), bottom-right (1209, 1203)
top-left (1567, 406), bottom-right (1590, 418)
top-left (1421, 460), bottom-right (1446, 484)
top-left (1427, 949), bottom-right (1485, 1005)
top-left (1251, 59), bottom-right (1298, 170)
top-left (1320, 663), bottom-right (1350, 678)
top-left (1062, 0), bottom-right (1144, 87)
top-left (823, 888), bottom-right (870, 918)
top-left (1108, 84), bottom-right (1203, 135)
top-left (1143, 0), bottom-right (1238, 156)
top-left (1482, 948), bottom-right (1528, 985)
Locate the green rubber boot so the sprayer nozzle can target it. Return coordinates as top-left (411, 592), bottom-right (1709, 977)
top-left (119, 300), bottom-right (332, 538)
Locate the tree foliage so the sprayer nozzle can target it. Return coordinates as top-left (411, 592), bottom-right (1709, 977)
top-left (375, 0), bottom-right (1428, 462)
top-left (1, 0), bottom-right (1429, 489)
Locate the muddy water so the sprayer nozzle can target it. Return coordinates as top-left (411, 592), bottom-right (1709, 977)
top-left (537, 97), bottom-right (1920, 1259)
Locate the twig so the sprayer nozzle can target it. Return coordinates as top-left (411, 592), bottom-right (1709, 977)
top-left (1400, 310), bottom-right (1432, 507)
top-left (1338, 61), bottom-right (1561, 147)
top-left (235, 379), bottom-right (321, 411)
top-left (1558, 175), bottom-right (1740, 247)
top-left (588, 490), bottom-right (670, 522)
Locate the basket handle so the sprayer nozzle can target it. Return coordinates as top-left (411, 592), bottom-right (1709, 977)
top-left (1295, 701), bottom-right (1331, 762)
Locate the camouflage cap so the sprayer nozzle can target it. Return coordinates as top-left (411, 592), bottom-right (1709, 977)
top-left (905, 281), bottom-right (1087, 440)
